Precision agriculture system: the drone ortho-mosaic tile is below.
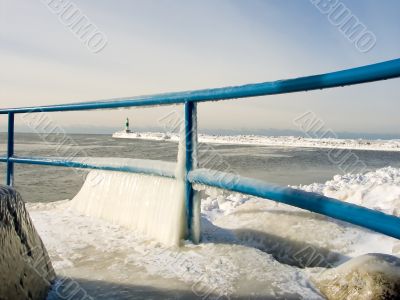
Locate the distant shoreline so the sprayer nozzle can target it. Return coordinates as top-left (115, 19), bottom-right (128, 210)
top-left (112, 131), bottom-right (400, 152)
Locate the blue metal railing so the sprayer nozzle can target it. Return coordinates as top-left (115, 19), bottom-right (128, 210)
top-left (1, 58), bottom-right (400, 241)
top-left (6, 113), bottom-right (14, 186)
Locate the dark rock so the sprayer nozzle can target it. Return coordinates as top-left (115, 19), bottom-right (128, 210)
top-left (0, 185), bottom-right (55, 300)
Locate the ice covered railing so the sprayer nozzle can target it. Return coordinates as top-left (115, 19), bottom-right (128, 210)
top-left (1, 58), bottom-right (400, 243)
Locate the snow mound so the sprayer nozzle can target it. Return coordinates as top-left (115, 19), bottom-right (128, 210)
top-left (297, 166), bottom-right (400, 217)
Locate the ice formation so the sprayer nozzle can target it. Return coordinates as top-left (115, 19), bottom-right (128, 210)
top-left (113, 131), bottom-right (400, 151)
top-left (70, 170), bottom-right (186, 246)
top-left (26, 165), bottom-right (400, 299)
top-left (297, 166), bottom-right (400, 217)
top-left (70, 113), bottom-right (202, 247)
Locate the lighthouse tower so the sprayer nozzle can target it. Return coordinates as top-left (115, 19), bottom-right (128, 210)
top-left (125, 117), bottom-right (131, 133)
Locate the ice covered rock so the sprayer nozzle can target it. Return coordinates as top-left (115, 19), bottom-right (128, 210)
top-left (314, 253), bottom-right (400, 300)
top-left (0, 185), bottom-right (55, 300)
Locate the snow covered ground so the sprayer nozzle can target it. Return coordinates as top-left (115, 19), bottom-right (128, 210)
top-left (198, 166), bottom-right (400, 258)
top-left (113, 131), bottom-right (400, 152)
top-left (27, 166), bottom-right (400, 299)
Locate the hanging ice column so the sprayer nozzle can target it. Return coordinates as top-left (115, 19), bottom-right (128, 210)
top-left (71, 103), bottom-right (201, 246)
top-left (181, 102), bottom-right (201, 243)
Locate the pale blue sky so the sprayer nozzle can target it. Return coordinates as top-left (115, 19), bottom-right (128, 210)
top-left (0, 0), bottom-right (399, 135)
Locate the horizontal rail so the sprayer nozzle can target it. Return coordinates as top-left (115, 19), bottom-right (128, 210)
top-left (2, 58), bottom-right (400, 243)
top-left (1, 155), bottom-right (399, 240)
top-left (0, 156), bottom-right (175, 179)
top-left (189, 168), bottom-right (400, 240)
top-left (1, 58), bottom-right (400, 114)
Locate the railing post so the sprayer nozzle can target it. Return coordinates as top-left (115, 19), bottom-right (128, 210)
top-left (184, 101), bottom-right (198, 242)
top-left (6, 112), bottom-right (14, 186)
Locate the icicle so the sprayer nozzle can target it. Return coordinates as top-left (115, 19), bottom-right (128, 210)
top-left (70, 105), bottom-right (201, 245)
